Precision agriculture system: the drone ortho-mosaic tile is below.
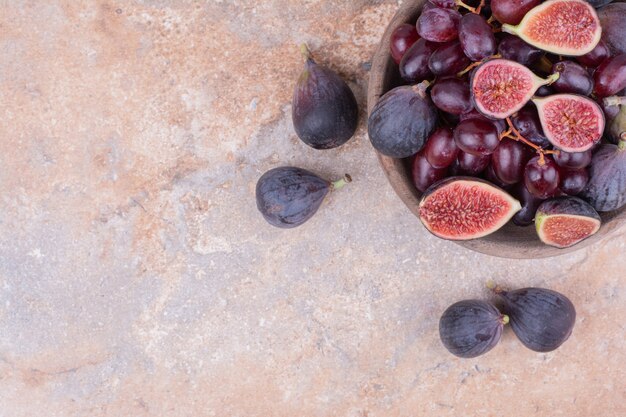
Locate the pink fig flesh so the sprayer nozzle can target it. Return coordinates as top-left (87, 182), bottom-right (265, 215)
top-left (532, 94), bottom-right (604, 152)
top-left (472, 59), bottom-right (557, 119)
top-left (502, 0), bottom-right (601, 56)
top-left (535, 197), bottom-right (601, 248)
top-left (419, 177), bottom-right (521, 240)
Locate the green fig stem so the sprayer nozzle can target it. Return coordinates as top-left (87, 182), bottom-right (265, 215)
top-left (501, 23), bottom-right (516, 35)
top-left (603, 96), bottom-right (626, 107)
top-left (544, 72), bottom-right (560, 86)
top-left (501, 315), bottom-right (510, 325)
top-left (487, 281), bottom-right (506, 295)
top-left (331, 174), bottom-right (352, 191)
top-left (300, 43), bottom-right (312, 62)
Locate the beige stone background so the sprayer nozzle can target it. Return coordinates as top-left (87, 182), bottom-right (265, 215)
top-left (0, 1), bottom-right (624, 416)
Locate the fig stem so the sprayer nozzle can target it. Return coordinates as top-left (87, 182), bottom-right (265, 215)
top-left (300, 43), bottom-right (312, 61)
top-left (501, 23), bottom-right (516, 35)
top-left (603, 96), bottom-right (626, 107)
top-left (487, 281), bottom-right (506, 295)
top-left (412, 80), bottom-right (431, 98)
top-left (544, 72), bottom-right (560, 86)
top-left (331, 174), bottom-right (352, 191)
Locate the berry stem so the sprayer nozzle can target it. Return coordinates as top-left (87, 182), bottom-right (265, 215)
top-left (486, 15), bottom-right (496, 24)
top-left (456, 60), bottom-right (482, 76)
top-left (456, 54), bottom-right (501, 77)
top-left (331, 174), bottom-right (352, 190)
top-left (475, 0), bottom-right (485, 14)
top-left (505, 117), bottom-right (543, 153)
top-left (501, 315), bottom-right (510, 325)
top-left (456, 0), bottom-right (478, 13)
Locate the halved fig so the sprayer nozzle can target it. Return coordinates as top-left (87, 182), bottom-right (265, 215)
top-left (532, 94), bottom-right (604, 152)
top-left (535, 197), bottom-right (601, 248)
top-left (418, 177), bottom-right (521, 240)
top-left (471, 59), bottom-right (558, 119)
top-left (502, 0), bottom-right (602, 56)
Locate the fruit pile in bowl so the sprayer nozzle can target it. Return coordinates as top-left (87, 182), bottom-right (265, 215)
top-left (367, 0), bottom-right (626, 258)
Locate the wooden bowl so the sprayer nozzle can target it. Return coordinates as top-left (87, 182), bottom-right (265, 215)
top-left (367, 0), bottom-right (626, 259)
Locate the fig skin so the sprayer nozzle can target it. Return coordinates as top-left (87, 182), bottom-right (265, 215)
top-left (551, 61), bottom-right (594, 96)
top-left (608, 104), bottom-right (626, 144)
top-left (368, 83), bottom-right (438, 158)
top-left (439, 300), bottom-right (508, 358)
top-left (580, 141), bottom-right (626, 211)
top-left (597, 3), bottom-right (626, 55)
top-left (256, 167), bottom-right (349, 228)
top-left (535, 196), bottom-right (601, 247)
top-left (292, 50), bottom-right (358, 150)
top-left (496, 287), bottom-right (576, 352)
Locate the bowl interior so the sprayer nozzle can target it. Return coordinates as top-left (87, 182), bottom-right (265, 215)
top-left (367, 0), bottom-right (625, 259)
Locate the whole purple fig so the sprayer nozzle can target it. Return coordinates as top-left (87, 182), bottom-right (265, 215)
top-left (439, 300), bottom-right (508, 358)
top-left (494, 287), bottom-right (576, 352)
top-left (256, 167), bottom-right (351, 228)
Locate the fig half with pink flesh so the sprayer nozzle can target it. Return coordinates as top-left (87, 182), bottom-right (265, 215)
top-left (471, 59), bottom-right (558, 119)
top-left (502, 0), bottom-right (602, 56)
top-left (418, 177), bottom-right (521, 240)
top-left (532, 94), bottom-right (604, 152)
top-left (535, 197), bottom-right (601, 248)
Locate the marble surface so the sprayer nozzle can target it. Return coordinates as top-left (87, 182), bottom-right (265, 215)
top-left (0, 1), bottom-right (624, 416)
